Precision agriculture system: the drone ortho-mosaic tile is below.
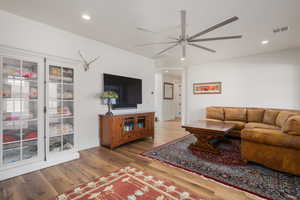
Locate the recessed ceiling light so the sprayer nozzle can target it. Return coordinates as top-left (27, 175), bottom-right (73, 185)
top-left (181, 57), bottom-right (185, 61)
top-left (261, 40), bottom-right (269, 45)
top-left (165, 70), bottom-right (169, 73)
top-left (82, 14), bottom-right (91, 21)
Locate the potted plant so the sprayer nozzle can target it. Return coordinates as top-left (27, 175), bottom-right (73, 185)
top-left (100, 91), bottom-right (119, 116)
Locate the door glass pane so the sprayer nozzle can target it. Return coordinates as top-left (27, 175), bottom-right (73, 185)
top-left (49, 100), bottom-right (62, 118)
top-left (49, 66), bottom-right (61, 83)
top-left (3, 99), bottom-right (22, 121)
top-left (22, 61), bottom-right (37, 81)
top-left (22, 140), bottom-right (38, 160)
top-left (63, 84), bottom-right (73, 100)
top-left (63, 68), bottom-right (73, 83)
top-left (49, 83), bottom-right (62, 99)
top-left (22, 120), bottom-right (38, 140)
top-left (62, 118), bottom-right (74, 135)
top-left (22, 101), bottom-right (37, 120)
top-left (63, 135), bottom-right (73, 150)
top-left (2, 57), bottom-right (21, 79)
top-left (62, 101), bottom-right (73, 117)
top-left (21, 80), bottom-right (38, 100)
top-left (2, 78), bottom-right (22, 98)
top-left (3, 142), bottom-right (21, 164)
top-left (50, 136), bottom-right (61, 152)
top-left (3, 121), bottom-right (21, 143)
top-left (49, 118), bottom-right (62, 137)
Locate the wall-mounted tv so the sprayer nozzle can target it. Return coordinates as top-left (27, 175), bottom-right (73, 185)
top-left (103, 73), bottom-right (142, 109)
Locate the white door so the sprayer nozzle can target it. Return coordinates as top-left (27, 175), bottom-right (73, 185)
top-left (0, 54), bottom-right (44, 169)
top-left (45, 59), bottom-right (76, 160)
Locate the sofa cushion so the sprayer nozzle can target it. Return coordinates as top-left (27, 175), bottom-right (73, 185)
top-left (275, 111), bottom-right (297, 128)
top-left (282, 115), bottom-right (300, 136)
top-left (245, 122), bottom-right (280, 130)
top-left (224, 108), bottom-right (247, 121)
top-left (263, 110), bottom-right (280, 125)
top-left (224, 121), bottom-right (245, 130)
top-left (247, 109), bottom-right (265, 123)
top-left (241, 128), bottom-right (300, 150)
top-left (206, 107), bottom-right (224, 121)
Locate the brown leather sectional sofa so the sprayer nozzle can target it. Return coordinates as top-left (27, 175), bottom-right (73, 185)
top-left (204, 106), bottom-right (300, 176)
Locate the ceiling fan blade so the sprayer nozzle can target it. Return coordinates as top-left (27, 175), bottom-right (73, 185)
top-left (189, 35), bottom-right (242, 42)
top-left (189, 43), bottom-right (216, 53)
top-left (136, 27), bottom-right (178, 40)
top-left (182, 45), bottom-right (186, 58)
top-left (135, 41), bottom-right (178, 47)
top-left (181, 10), bottom-right (186, 40)
top-left (188, 16), bottom-right (239, 41)
top-left (155, 43), bottom-right (179, 56)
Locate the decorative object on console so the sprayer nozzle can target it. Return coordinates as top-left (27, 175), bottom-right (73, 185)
top-left (193, 82), bottom-right (222, 94)
top-left (100, 91), bottom-right (118, 116)
top-left (163, 82), bottom-right (174, 100)
top-left (78, 50), bottom-right (100, 71)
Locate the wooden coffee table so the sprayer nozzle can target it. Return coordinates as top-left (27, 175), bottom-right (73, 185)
top-left (182, 121), bottom-right (235, 155)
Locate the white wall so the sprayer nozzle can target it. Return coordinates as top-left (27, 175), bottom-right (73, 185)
top-left (187, 48), bottom-right (300, 122)
top-left (0, 10), bottom-right (155, 150)
top-left (161, 75), bottom-right (181, 121)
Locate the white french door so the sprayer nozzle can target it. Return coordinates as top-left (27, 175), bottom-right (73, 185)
top-left (45, 59), bottom-right (76, 160)
top-left (0, 54), bottom-right (44, 169)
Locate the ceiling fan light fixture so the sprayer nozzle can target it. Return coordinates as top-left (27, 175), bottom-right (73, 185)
top-left (261, 40), bottom-right (269, 45)
top-left (137, 10), bottom-right (242, 58)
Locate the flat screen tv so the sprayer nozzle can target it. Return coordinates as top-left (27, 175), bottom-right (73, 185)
top-left (103, 73), bottom-right (142, 109)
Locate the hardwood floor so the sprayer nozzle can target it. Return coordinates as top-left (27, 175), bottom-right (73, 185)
top-left (0, 121), bottom-right (257, 200)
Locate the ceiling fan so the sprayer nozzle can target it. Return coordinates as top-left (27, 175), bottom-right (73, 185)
top-left (136, 10), bottom-right (242, 60)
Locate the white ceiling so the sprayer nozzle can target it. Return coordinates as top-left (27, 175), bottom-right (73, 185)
top-left (0, 0), bottom-right (300, 67)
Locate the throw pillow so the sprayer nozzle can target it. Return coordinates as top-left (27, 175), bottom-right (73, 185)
top-left (224, 108), bottom-right (247, 121)
top-left (206, 107), bottom-right (224, 121)
top-left (275, 111), bottom-right (297, 127)
top-left (263, 110), bottom-right (280, 125)
top-left (247, 109), bottom-right (265, 122)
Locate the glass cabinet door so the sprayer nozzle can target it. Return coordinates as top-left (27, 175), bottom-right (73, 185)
top-left (48, 65), bottom-right (74, 153)
top-left (1, 57), bottom-right (40, 166)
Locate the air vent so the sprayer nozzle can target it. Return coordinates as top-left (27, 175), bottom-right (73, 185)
top-left (273, 26), bottom-right (289, 34)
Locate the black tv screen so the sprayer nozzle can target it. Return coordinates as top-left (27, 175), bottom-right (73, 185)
top-left (103, 73), bottom-right (142, 109)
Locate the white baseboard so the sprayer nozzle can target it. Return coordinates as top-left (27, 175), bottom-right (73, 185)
top-left (0, 152), bottom-right (80, 181)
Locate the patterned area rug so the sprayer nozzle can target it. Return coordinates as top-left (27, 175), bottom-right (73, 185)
top-left (141, 135), bottom-right (300, 200)
top-left (190, 138), bottom-right (246, 166)
top-left (52, 166), bottom-right (206, 200)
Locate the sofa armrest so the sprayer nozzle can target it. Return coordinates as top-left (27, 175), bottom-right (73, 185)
top-left (241, 128), bottom-right (300, 150)
top-left (282, 115), bottom-right (300, 136)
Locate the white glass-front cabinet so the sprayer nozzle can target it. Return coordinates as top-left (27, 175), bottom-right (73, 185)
top-left (46, 61), bottom-right (75, 159)
top-left (0, 55), bottom-right (44, 169)
top-left (0, 48), bottom-right (78, 180)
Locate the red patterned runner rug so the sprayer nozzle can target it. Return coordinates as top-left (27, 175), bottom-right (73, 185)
top-left (52, 166), bottom-right (205, 200)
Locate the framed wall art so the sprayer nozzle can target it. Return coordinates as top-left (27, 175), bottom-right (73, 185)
top-left (163, 82), bottom-right (174, 99)
top-left (193, 82), bottom-right (222, 94)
